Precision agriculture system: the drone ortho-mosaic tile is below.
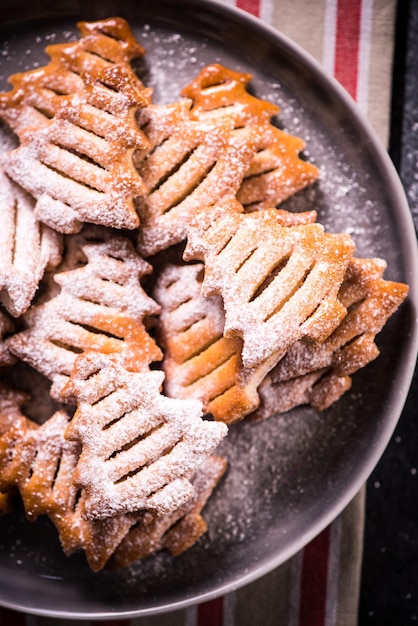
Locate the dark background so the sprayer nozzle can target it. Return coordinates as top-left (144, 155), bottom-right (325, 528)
top-left (358, 1), bottom-right (418, 624)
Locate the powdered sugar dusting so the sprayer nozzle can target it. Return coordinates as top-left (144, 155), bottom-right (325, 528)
top-left (0, 12), bottom-right (412, 610)
top-left (138, 25), bottom-right (210, 103)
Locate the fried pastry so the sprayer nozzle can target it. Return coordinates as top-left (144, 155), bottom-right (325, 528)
top-left (61, 351), bottom-right (228, 519)
top-left (272, 257), bottom-right (409, 382)
top-left (0, 167), bottom-right (62, 316)
top-left (54, 233), bottom-right (160, 322)
top-left (184, 197), bottom-right (355, 371)
top-left (182, 63), bottom-right (319, 210)
top-left (153, 206), bottom-right (318, 423)
top-left (48, 484), bottom-right (140, 572)
top-left (154, 204), bottom-right (318, 422)
top-left (7, 234), bottom-right (162, 399)
top-left (0, 408), bottom-right (140, 570)
top-left (5, 64), bottom-right (150, 234)
top-left (250, 369), bottom-right (352, 419)
top-left (250, 257), bottom-right (409, 417)
top-left (0, 15), bottom-right (410, 574)
top-left (0, 385), bottom-right (30, 515)
top-left (0, 411), bottom-right (75, 519)
top-left (135, 101), bottom-right (262, 256)
top-left (0, 398), bottom-right (224, 569)
top-left (0, 17), bottom-right (146, 136)
top-left (109, 455), bottom-right (227, 568)
top-left (236, 123), bottom-right (320, 210)
top-left (153, 263), bottom-right (260, 424)
top-left (182, 63), bottom-right (279, 126)
top-left (32, 416), bottom-right (140, 571)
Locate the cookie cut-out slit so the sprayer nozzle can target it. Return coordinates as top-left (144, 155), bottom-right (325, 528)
top-left (341, 333), bottom-right (364, 351)
top-left (59, 145), bottom-right (108, 172)
top-left (92, 27), bottom-right (138, 47)
top-left (241, 200), bottom-right (260, 211)
top-left (72, 50), bottom-right (109, 69)
top-left (244, 166), bottom-right (278, 181)
top-left (108, 423), bottom-right (165, 460)
top-left (346, 297), bottom-right (365, 314)
top-left (73, 487), bottom-right (83, 508)
top-left (182, 333), bottom-right (225, 368)
top-left (147, 146), bottom-right (197, 193)
top-left (89, 387), bottom-right (117, 407)
top-left (147, 441), bottom-right (179, 468)
top-left (46, 86), bottom-right (70, 97)
top-left (74, 321), bottom-right (125, 342)
top-left (52, 453), bottom-right (62, 488)
top-left (186, 351), bottom-right (237, 391)
top-left (26, 451), bottom-right (37, 480)
top-left (160, 513), bottom-right (186, 540)
top-left (32, 104), bottom-right (54, 119)
top-left (102, 410), bottom-right (132, 432)
top-left (177, 312), bottom-right (207, 335)
top-left (37, 158), bottom-right (102, 194)
top-left (213, 378), bottom-right (241, 402)
top-left (201, 80), bottom-right (229, 93)
top-left (233, 247), bottom-right (258, 275)
top-left (208, 232), bottom-right (235, 258)
top-left (50, 339), bottom-right (84, 354)
top-left (263, 263), bottom-right (313, 323)
top-left (113, 443), bottom-right (175, 484)
top-left (249, 258), bottom-right (289, 302)
top-left (162, 162), bottom-right (218, 215)
top-left (96, 77), bottom-right (121, 94)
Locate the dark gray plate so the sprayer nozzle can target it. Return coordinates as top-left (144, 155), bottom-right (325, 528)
top-left (0, 0), bottom-right (417, 619)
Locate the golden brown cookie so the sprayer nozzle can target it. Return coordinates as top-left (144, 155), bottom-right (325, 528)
top-left (250, 257), bottom-right (409, 417)
top-left (181, 63), bottom-right (279, 125)
top-left (154, 204), bottom-right (318, 422)
top-left (135, 101), bottom-right (262, 256)
top-left (0, 166), bottom-right (62, 316)
top-left (7, 234), bottom-right (162, 399)
top-left (182, 63), bottom-right (320, 210)
top-left (5, 64), bottom-right (150, 234)
top-left (109, 455), bottom-right (227, 568)
top-left (61, 351), bottom-right (228, 520)
top-left (0, 407), bottom-right (140, 570)
top-left (153, 262), bottom-right (261, 423)
top-left (272, 257), bottom-right (409, 382)
top-left (0, 17), bottom-right (146, 135)
top-left (184, 197), bottom-right (355, 371)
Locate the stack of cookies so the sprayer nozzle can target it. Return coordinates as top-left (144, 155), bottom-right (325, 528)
top-left (0, 17), bottom-right (408, 571)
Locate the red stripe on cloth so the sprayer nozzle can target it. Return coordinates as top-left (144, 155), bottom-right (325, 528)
top-left (334, 0), bottom-right (363, 99)
top-left (236, 0), bottom-right (261, 17)
top-left (197, 596), bottom-right (224, 626)
top-left (298, 526), bottom-right (331, 626)
top-left (0, 607), bottom-right (26, 626)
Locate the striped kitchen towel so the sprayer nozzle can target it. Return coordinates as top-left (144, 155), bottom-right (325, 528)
top-left (0, 1), bottom-right (396, 625)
